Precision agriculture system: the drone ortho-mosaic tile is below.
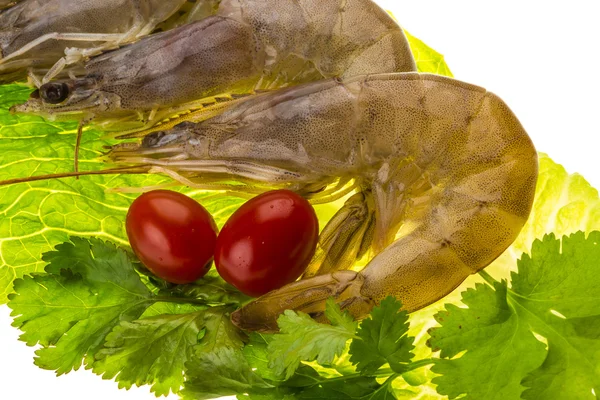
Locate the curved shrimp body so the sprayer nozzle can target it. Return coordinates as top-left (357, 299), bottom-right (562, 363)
top-left (108, 73), bottom-right (538, 332)
top-left (12, 0), bottom-right (415, 129)
top-left (0, 0), bottom-right (188, 83)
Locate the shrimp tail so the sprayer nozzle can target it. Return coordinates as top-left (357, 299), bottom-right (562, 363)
top-left (230, 270), bottom-right (374, 333)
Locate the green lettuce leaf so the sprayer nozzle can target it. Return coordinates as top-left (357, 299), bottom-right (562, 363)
top-left (405, 32), bottom-right (454, 77)
top-left (0, 83), bottom-right (343, 304)
top-left (0, 88), bottom-right (245, 304)
top-left (429, 232), bottom-right (600, 400)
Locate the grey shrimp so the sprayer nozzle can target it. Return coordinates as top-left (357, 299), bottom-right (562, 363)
top-left (106, 73), bottom-right (538, 332)
top-left (12, 0), bottom-right (416, 133)
top-left (0, 0), bottom-right (188, 83)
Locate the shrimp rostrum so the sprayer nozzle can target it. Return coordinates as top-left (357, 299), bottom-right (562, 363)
top-left (12, 0), bottom-right (416, 131)
top-left (107, 73), bottom-right (538, 332)
top-left (0, 0), bottom-right (189, 83)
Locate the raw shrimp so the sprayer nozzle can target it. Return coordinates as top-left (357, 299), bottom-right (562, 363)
top-left (108, 73), bottom-right (538, 332)
top-left (0, 0), bottom-right (188, 83)
top-left (12, 0), bottom-right (416, 132)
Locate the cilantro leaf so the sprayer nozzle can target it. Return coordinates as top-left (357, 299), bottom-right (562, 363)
top-left (397, 154), bottom-right (600, 398)
top-left (268, 298), bottom-right (358, 379)
top-left (185, 337), bottom-right (393, 400)
top-left (350, 297), bottom-right (415, 375)
top-left (429, 232), bottom-right (600, 400)
top-left (295, 375), bottom-right (387, 399)
top-left (243, 333), bottom-right (283, 382)
top-left (42, 237), bottom-right (149, 293)
top-left (513, 232), bottom-right (600, 399)
top-left (182, 347), bottom-right (275, 400)
top-left (9, 236), bottom-right (248, 396)
top-left (197, 307), bottom-right (246, 353)
top-left (8, 237), bottom-right (154, 375)
top-left (165, 270), bottom-right (252, 306)
top-left (93, 306), bottom-right (207, 396)
top-left (428, 281), bottom-right (546, 399)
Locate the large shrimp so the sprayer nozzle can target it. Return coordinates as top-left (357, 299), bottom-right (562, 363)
top-left (12, 0), bottom-right (416, 133)
top-left (0, 0), bottom-right (188, 83)
top-left (105, 73), bottom-right (538, 332)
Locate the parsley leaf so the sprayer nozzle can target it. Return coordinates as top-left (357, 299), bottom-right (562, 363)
top-left (429, 232), bottom-right (600, 400)
top-left (268, 298), bottom-right (358, 379)
top-left (93, 305), bottom-right (207, 396)
top-left (395, 154), bottom-right (600, 399)
top-left (8, 237), bottom-right (154, 375)
top-left (8, 236), bottom-right (248, 397)
top-left (428, 282), bottom-right (546, 399)
top-left (196, 307), bottom-right (246, 353)
top-left (0, 84), bottom-right (247, 304)
top-left (182, 347), bottom-right (275, 400)
top-left (350, 297), bottom-right (415, 375)
top-left (164, 270), bottom-right (252, 305)
top-left (295, 375), bottom-right (387, 399)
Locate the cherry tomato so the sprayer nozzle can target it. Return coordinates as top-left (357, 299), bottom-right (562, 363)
top-left (215, 190), bottom-right (319, 297)
top-left (126, 190), bottom-right (218, 284)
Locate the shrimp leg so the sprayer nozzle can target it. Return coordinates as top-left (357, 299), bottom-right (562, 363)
top-left (0, 33), bottom-right (125, 64)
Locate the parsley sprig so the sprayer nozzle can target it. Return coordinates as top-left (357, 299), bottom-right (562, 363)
top-left (7, 229), bottom-right (600, 399)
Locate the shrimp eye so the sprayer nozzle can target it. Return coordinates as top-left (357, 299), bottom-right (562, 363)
top-left (40, 82), bottom-right (70, 104)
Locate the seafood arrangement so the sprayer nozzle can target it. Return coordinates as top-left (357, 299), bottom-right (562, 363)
top-left (1, 0), bottom-right (537, 335)
top-left (109, 73), bottom-right (538, 331)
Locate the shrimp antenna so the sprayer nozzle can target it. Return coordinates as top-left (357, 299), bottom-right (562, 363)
top-left (0, 166), bottom-right (150, 187)
top-left (74, 119), bottom-right (86, 178)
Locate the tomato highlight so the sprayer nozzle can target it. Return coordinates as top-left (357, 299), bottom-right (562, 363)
top-left (215, 190), bottom-right (319, 297)
top-left (126, 190), bottom-right (218, 284)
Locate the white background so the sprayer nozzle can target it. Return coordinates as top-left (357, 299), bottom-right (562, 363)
top-left (1, 1), bottom-right (599, 399)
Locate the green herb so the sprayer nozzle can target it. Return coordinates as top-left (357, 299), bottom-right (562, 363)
top-left (183, 300), bottom-right (418, 400)
top-left (430, 232), bottom-right (600, 400)
top-left (350, 297), bottom-right (414, 375)
top-left (9, 238), bottom-right (155, 375)
top-left (8, 237), bottom-right (245, 396)
top-left (268, 298), bottom-right (357, 379)
top-left (94, 307), bottom-right (209, 396)
top-left (182, 347), bottom-right (276, 400)
top-left (397, 152), bottom-right (600, 399)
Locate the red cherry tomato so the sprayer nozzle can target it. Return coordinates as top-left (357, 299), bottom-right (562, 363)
top-left (126, 190), bottom-right (218, 284)
top-left (215, 190), bottom-right (319, 297)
